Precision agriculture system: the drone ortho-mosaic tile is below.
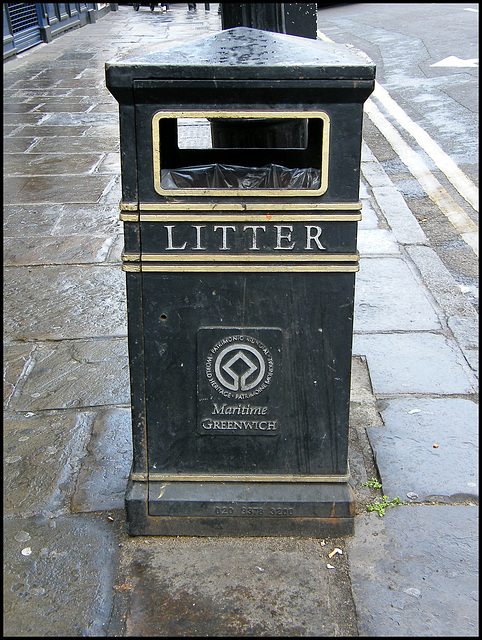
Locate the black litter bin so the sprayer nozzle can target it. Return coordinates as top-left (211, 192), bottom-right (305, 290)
top-left (105, 27), bottom-right (375, 536)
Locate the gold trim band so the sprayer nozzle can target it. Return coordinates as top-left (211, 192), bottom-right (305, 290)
top-left (120, 213), bottom-right (139, 222)
top-left (143, 213), bottom-right (360, 222)
top-left (119, 202), bottom-right (362, 211)
top-left (122, 252), bottom-right (141, 262)
top-left (121, 212), bottom-right (362, 222)
top-left (132, 472), bottom-right (351, 483)
top-left (122, 252), bottom-right (358, 263)
top-left (122, 263), bottom-right (359, 273)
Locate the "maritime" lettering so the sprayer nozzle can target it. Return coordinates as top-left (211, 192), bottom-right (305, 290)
top-left (212, 403), bottom-right (268, 415)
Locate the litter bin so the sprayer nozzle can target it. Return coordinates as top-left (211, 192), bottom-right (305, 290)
top-left (105, 27), bottom-right (375, 536)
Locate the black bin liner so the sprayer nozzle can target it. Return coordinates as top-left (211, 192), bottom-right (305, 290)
top-left (161, 163), bottom-right (321, 189)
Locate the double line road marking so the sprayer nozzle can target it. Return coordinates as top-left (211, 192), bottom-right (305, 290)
top-left (318, 30), bottom-right (479, 256)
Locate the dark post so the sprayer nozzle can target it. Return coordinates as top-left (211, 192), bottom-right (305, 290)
top-left (220, 3), bottom-right (317, 39)
top-left (216, 4), bottom-right (317, 147)
top-left (284, 3), bottom-right (317, 39)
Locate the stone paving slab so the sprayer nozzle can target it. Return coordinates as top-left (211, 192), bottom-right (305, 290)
top-left (349, 356), bottom-right (384, 431)
top-left (368, 397), bottom-right (479, 501)
top-left (3, 112), bottom-right (47, 126)
top-left (346, 506), bottom-right (479, 637)
top-left (4, 174), bottom-right (113, 205)
top-left (3, 513), bottom-right (120, 637)
top-left (4, 410), bottom-right (94, 516)
top-left (27, 135), bottom-right (120, 153)
top-left (96, 151), bottom-right (121, 173)
top-left (8, 124), bottom-right (89, 137)
top-left (48, 204), bottom-right (122, 239)
top-left (72, 407), bottom-right (132, 513)
top-left (372, 186), bottom-right (428, 245)
top-left (7, 338), bottom-right (129, 412)
top-left (117, 536), bottom-right (357, 637)
top-left (357, 228), bottom-right (400, 255)
top-left (358, 200), bottom-right (379, 230)
top-left (407, 244), bottom-right (478, 319)
top-left (448, 316), bottom-right (479, 373)
top-left (43, 112), bottom-right (119, 127)
top-left (354, 257), bottom-right (440, 331)
top-left (3, 137), bottom-right (38, 153)
top-left (89, 102), bottom-right (120, 114)
top-left (3, 265), bottom-right (127, 340)
top-left (4, 235), bottom-right (114, 265)
top-left (107, 234), bottom-right (125, 263)
top-left (4, 103), bottom-right (49, 113)
top-left (353, 333), bottom-right (477, 395)
top-left (3, 204), bottom-right (60, 236)
top-left (27, 100), bottom-right (94, 112)
top-left (3, 152), bottom-right (103, 175)
top-left (98, 175), bottom-right (122, 204)
top-left (361, 159), bottom-right (394, 188)
top-left (348, 357), bottom-right (384, 508)
top-left (3, 343), bottom-right (35, 409)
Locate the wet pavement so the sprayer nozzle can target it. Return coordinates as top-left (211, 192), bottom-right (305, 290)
top-left (3, 4), bottom-right (478, 637)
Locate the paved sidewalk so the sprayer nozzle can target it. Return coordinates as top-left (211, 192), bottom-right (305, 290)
top-left (3, 4), bottom-right (478, 637)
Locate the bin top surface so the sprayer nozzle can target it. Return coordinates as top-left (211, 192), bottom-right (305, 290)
top-left (105, 27), bottom-right (375, 87)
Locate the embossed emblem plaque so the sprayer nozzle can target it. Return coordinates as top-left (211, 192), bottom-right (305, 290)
top-left (197, 328), bottom-right (282, 436)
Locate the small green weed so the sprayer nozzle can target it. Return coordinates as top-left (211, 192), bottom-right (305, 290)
top-left (366, 494), bottom-right (406, 517)
top-left (362, 478), bottom-right (382, 490)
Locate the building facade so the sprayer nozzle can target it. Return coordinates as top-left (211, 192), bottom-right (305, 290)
top-left (4, 3), bottom-right (117, 59)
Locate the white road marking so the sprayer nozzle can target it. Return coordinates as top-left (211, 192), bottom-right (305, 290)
top-left (317, 30), bottom-right (479, 255)
top-left (317, 30), bottom-right (332, 42)
top-left (371, 83), bottom-right (479, 213)
top-left (431, 56), bottom-right (479, 67)
top-left (364, 98), bottom-right (478, 256)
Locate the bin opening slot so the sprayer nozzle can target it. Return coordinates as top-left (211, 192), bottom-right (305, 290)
top-left (152, 112), bottom-right (330, 194)
top-left (177, 117), bottom-right (309, 150)
top-left (161, 164), bottom-right (321, 190)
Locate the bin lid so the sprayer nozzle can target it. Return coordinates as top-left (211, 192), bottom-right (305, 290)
top-left (106, 26), bottom-right (375, 89)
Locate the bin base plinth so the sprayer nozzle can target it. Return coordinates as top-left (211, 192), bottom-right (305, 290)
top-left (125, 476), bottom-right (355, 537)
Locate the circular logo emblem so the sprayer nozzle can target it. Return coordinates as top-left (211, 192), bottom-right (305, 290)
top-left (206, 335), bottom-right (274, 399)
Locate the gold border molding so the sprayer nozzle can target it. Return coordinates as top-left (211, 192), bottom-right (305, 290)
top-left (142, 213), bottom-right (360, 222)
top-left (120, 213), bottom-right (139, 222)
top-left (122, 252), bottom-right (358, 263)
top-left (120, 202), bottom-right (362, 212)
top-left (121, 212), bottom-right (362, 222)
top-left (132, 472), bottom-right (351, 483)
top-left (122, 263), bottom-right (359, 273)
top-left (119, 203), bottom-right (363, 224)
top-left (151, 110), bottom-right (330, 197)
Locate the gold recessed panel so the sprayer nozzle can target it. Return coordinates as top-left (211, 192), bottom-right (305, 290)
top-left (151, 110), bottom-right (330, 197)
top-left (123, 253), bottom-right (358, 263)
top-left (122, 263), bottom-right (358, 273)
top-left (132, 472), bottom-right (351, 483)
top-left (120, 202), bottom-right (362, 211)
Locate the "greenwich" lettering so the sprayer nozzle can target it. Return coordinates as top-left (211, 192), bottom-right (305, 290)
top-left (201, 418), bottom-right (277, 431)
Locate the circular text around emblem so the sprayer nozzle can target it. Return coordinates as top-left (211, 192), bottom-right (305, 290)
top-left (205, 335), bottom-right (274, 399)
